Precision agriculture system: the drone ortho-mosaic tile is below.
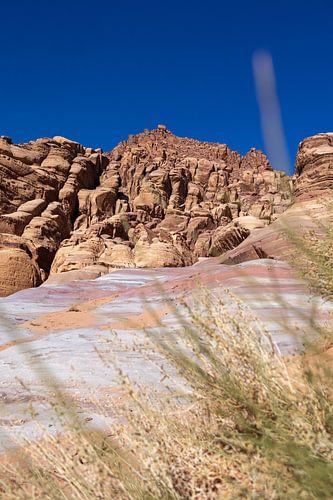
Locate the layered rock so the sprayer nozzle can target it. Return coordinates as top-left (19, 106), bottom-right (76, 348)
top-left (294, 133), bottom-right (333, 200)
top-left (221, 133), bottom-right (333, 264)
top-left (221, 198), bottom-right (333, 265)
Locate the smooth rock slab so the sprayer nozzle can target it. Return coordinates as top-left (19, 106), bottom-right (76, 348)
top-left (0, 259), bottom-right (332, 452)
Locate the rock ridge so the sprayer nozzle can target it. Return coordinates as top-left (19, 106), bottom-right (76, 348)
top-left (0, 127), bottom-right (330, 296)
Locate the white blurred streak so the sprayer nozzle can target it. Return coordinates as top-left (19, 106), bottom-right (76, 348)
top-left (253, 50), bottom-right (291, 172)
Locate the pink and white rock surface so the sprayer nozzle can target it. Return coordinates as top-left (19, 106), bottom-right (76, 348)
top-left (0, 258), bottom-right (332, 452)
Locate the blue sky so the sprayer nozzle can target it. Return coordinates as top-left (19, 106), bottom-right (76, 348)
top-left (0, 0), bottom-right (332, 173)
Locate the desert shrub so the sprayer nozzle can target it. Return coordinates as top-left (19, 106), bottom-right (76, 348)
top-left (1, 282), bottom-right (332, 499)
top-left (286, 198), bottom-right (333, 303)
top-left (0, 207), bottom-right (332, 498)
top-left (145, 290), bottom-right (333, 498)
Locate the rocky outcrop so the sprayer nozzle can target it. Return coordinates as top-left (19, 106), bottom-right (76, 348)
top-left (221, 199), bottom-right (332, 264)
top-left (49, 128), bottom-right (292, 274)
top-left (4, 126), bottom-right (332, 296)
top-left (294, 133), bottom-right (333, 200)
top-left (0, 135), bottom-right (106, 294)
top-left (220, 133), bottom-right (333, 265)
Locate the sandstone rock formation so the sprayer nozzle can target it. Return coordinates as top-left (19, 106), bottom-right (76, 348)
top-left (294, 133), bottom-right (333, 200)
top-left (0, 135), bottom-right (106, 294)
top-left (221, 199), bottom-right (332, 264)
top-left (3, 126), bottom-right (330, 296)
top-left (49, 128), bottom-right (292, 275)
top-left (221, 133), bottom-right (333, 265)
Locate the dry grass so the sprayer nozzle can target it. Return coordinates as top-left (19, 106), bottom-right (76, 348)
top-left (0, 209), bottom-right (332, 498)
top-left (286, 198), bottom-right (333, 304)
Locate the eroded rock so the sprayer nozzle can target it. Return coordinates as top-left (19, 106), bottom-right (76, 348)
top-left (1, 127), bottom-right (330, 296)
top-left (294, 133), bottom-right (333, 200)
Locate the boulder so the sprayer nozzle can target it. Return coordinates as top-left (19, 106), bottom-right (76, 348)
top-left (43, 265), bottom-right (108, 285)
top-left (134, 238), bottom-right (192, 268)
top-left (186, 216), bottom-right (215, 246)
top-left (194, 231), bottom-right (212, 257)
top-left (0, 248), bottom-right (41, 296)
top-left (18, 199), bottom-right (47, 216)
top-left (233, 215), bottom-right (266, 231)
top-left (210, 223), bottom-right (250, 257)
top-left (99, 240), bottom-right (134, 268)
top-left (50, 237), bottom-right (104, 274)
top-left (0, 212), bottom-right (33, 236)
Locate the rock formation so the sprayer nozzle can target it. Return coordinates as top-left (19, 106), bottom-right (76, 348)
top-left (0, 135), bottom-right (106, 294)
top-left (1, 127), bottom-right (330, 296)
top-left (48, 128), bottom-right (292, 277)
top-left (222, 132), bottom-right (333, 264)
top-left (294, 133), bottom-right (333, 200)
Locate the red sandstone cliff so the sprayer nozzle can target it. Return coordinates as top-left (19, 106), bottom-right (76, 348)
top-left (0, 127), bottom-right (330, 296)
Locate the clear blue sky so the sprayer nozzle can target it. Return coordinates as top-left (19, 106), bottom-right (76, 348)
top-left (1, 0), bottom-right (332, 173)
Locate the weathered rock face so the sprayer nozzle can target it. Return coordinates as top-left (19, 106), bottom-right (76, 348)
top-left (0, 135), bottom-right (106, 294)
top-left (221, 199), bottom-right (333, 265)
top-left (294, 133), bottom-right (333, 200)
top-left (5, 126), bottom-right (331, 296)
top-left (48, 128), bottom-right (292, 275)
top-left (219, 133), bottom-right (333, 265)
